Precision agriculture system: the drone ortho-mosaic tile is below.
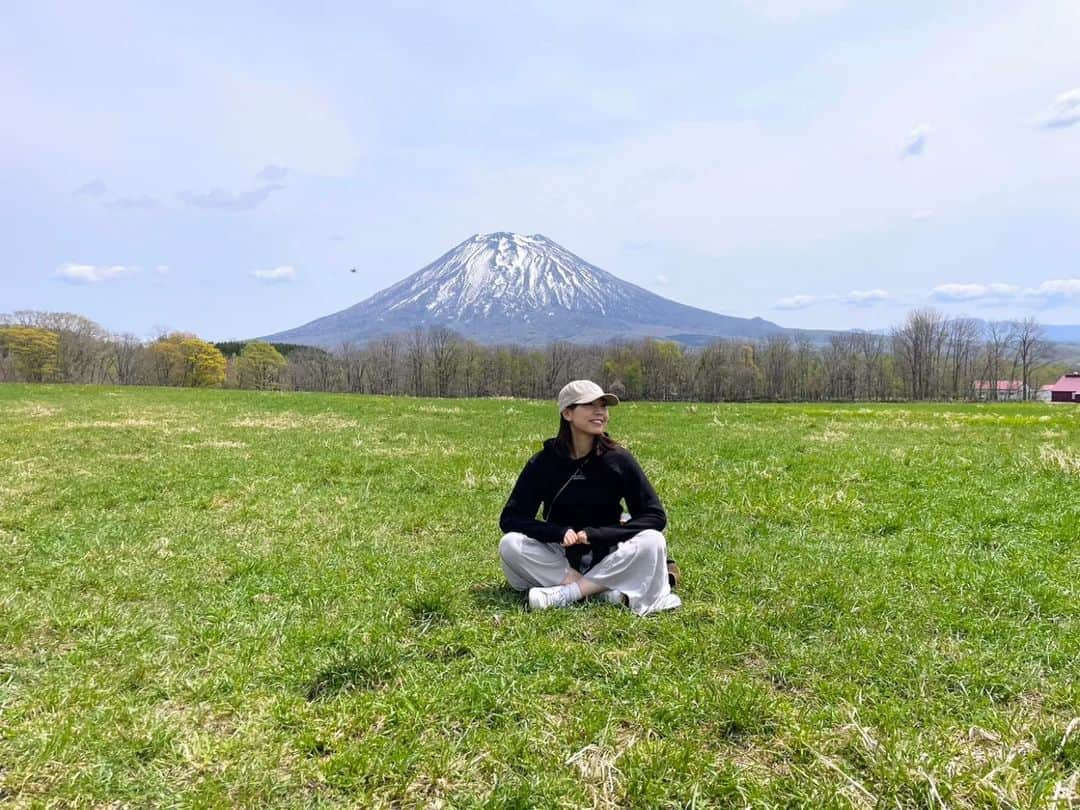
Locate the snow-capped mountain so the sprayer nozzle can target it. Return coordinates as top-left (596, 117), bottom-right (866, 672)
top-left (261, 232), bottom-right (796, 347)
top-left (372, 232), bottom-right (640, 320)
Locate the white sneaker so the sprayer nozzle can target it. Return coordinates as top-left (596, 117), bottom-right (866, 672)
top-left (528, 585), bottom-right (574, 610)
top-left (598, 589), bottom-right (628, 607)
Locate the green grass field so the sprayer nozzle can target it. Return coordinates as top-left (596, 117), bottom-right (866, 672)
top-left (1, 385), bottom-right (1078, 807)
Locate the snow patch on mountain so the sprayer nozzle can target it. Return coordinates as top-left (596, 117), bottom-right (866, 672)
top-left (369, 233), bottom-right (629, 320)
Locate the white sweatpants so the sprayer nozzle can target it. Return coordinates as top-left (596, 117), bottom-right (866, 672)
top-left (499, 530), bottom-right (681, 616)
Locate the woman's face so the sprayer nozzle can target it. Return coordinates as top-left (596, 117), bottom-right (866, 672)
top-left (563, 399), bottom-right (610, 436)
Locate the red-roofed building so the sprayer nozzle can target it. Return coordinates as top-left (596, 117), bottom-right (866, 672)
top-left (972, 380), bottom-right (1030, 401)
top-left (1049, 372), bottom-right (1080, 403)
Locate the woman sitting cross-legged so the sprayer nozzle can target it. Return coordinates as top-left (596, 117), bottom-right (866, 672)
top-left (498, 380), bottom-right (681, 616)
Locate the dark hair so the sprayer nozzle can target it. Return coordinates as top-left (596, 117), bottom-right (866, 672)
top-left (554, 406), bottom-right (620, 458)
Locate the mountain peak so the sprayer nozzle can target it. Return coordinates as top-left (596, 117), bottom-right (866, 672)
top-left (393, 231), bottom-right (616, 318)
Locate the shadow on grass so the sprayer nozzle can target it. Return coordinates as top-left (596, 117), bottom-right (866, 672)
top-left (305, 645), bottom-right (397, 702)
top-left (469, 581), bottom-right (526, 611)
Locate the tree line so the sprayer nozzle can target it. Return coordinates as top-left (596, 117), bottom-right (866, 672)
top-left (0, 309), bottom-right (1070, 402)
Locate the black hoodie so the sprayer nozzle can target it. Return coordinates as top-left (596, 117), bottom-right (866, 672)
top-left (499, 438), bottom-right (666, 569)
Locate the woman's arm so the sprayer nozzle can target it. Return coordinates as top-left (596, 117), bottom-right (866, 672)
top-left (583, 451), bottom-right (666, 549)
top-left (499, 455), bottom-right (568, 544)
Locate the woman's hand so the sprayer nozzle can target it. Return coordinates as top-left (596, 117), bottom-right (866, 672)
top-left (561, 529), bottom-right (589, 547)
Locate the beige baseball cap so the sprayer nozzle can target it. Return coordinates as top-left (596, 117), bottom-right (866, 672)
top-left (557, 380), bottom-right (620, 412)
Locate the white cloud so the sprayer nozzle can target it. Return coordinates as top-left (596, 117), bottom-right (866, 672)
top-left (53, 263), bottom-right (137, 284)
top-left (842, 289), bottom-right (890, 304)
top-left (932, 282), bottom-right (1022, 301)
top-left (251, 265), bottom-right (297, 283)
top-left (931, 279), bottom-right (1080, 305)
top-left (1027, 278), bottom-right (1080, 300)
top-left (774, 294), bottom-right (818, 310)
top-left (911, 210), bottom-right (934, 221)
top-left (1036, 88), bottom-right (1080, 130)
top-left (654, 273), bottom-right (670, 286)
top-left (900, 123), bottom-right (932, 158)
top-left (155, 265), bottom-right (170, 275)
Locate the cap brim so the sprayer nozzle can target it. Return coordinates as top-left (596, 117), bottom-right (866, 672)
top-left (573, 393), bottom-right (619, 407)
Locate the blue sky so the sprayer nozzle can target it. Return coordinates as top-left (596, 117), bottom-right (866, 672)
top-left (3, 0), bottom-right (1079, 340)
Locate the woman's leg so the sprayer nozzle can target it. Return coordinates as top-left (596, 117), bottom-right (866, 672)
top-left (499, 532), bottom-right (576, 590)
top-left (578, 530), bottom-right (681, 615)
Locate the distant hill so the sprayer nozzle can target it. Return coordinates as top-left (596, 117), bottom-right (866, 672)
top-left (1044, 324), bottom-right (1080, 344)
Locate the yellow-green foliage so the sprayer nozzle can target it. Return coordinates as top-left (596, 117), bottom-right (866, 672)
top-left (147, 333), bottom-right (226, 387)
top-left (235, 341), bottom-right (286, 390)
top-left (179, 338), bottom-right (226, 387)
top-left (0, 326), bottom-right (59, 381)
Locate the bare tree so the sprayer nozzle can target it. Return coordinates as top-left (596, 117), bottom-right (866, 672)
top-left (1010, 317), bottom-right (1049, 401)
top-left (458, 340), bottom-right (485, 398)
top-left (892, 308), bottom-right (948, 399)
top-left (339, 341), bottom-right (367, 393)
top-left (824, 334), bottom-right (859, 400)
top-left (287, 348), bottom-right (343, 392)
top-left (370, 335), bottom-right (402, 394)
top-left (732, 343), bottom-right (762, 401)
top-left (109, 333), bottom-right (145, 385)
top-left (406, 327), bottom-right (429, 396)
top-left (543, 341), bottom-right (576, 396)
top-left (979, 321), bottom-right (1011, 400)
top-left (693, 341), bottom-right (733, 401)
top-left (428, 327), bottom-right (462, 397)
top-left (760, 334), bottom-right (794, 400)
top-left (517, 348), bottom-right (547, 399)
top-left (851, 331), bottom-right (887, 400)
top-left (479, 346), bottom-right (511, 396)
top-left (942, 318), bottom-right (981, 399)
top-left (791, 334), bottom-right (824, 401)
